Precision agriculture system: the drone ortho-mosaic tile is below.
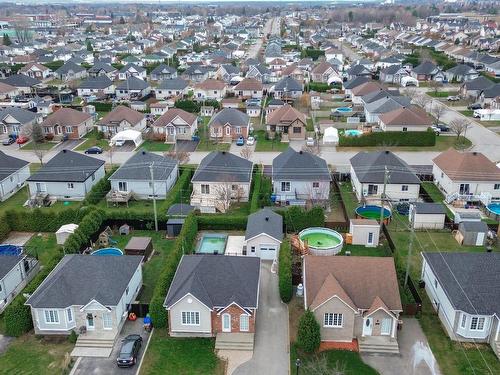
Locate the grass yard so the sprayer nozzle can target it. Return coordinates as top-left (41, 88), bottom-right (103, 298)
top-left (139, 330), bottom-right (224, 375)
top-left (427, 91), bottom-right (458, 98)
top-left (254, 130), bottom-right (289, 152)
top-left (421, 182), bottom-right (455, 219)
top-left (140, 140), bottom-right (173, 152)
top-left (20, 141), bottom-right (56, 151)
top-left (74, 129), bottom-right (110, 151)
top-left (338, 135), bottom-right (471, 152)
top-left (338, 181), bottom-right (358, 219)
top-left (0, 186), bottom-right (30, 213)
top-left (0, 334), bottom-right (74, 375)
top-left (24, 233), bottom-right (61, 267)
top-left (340, 244), bottom-right (391, 257)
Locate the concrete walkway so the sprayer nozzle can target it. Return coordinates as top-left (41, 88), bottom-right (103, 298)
top-left (232, 262), bottom-right (289, 375)
top-left (361, 318), bottom-right (441, 375)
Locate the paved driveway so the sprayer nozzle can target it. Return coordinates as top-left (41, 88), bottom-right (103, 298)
top-left (53, 139), bottom-right (83, 152)
top-left (73, 320), bottom-right (151, 375)
top-left (233, 262), bottom-right (289, 375)
top-left (361, 318), bottom-right (441, 375)
top-left (175, 140), bottom-right (199, 152)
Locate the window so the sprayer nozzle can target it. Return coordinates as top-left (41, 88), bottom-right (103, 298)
top-left (494, 184), bottom-right (500, 190)
top-left (324, 313), bottom-right (343, 327)
top-left (470, 317), bottom-right (485, 331)
top-left (460, 314), bottom-right (467, 329)
top-left (201, 184), bottom-right (210, 194)
top-left (236, 127), bottom-right (241, 134)
top-left (126, 286), bottom-right (129, 296)
top-left (434, 279), bottom-right (438, 289)
top-left (402, 185), bottom-right (408, 191)
top-left (240, 315), bottom-right (249, 332)
top-left (281, 181), bottom-right (291, 192)
top-left (44, 309), bottom-right (59, 324)
top-left (368, 232), bottom-right (374, 244)
top-left (103, 312), bottom-right (113, 329)
top-left (91, 174), bottom-right (95, 181)
top-left (402, 127), bottom-right (408, 131)
top-left (66, 308), bottom-right (73, 323)
top-left (65, 126), bottom-right (73, 133)
top-left (225, 127), bottom-right (231, 136)
top-left (251, 246), bottom-right (255, 253)
top-left (67, 183), bottom-right (74, 189)
top-left (0, 284), bottom-right (2, 292)
top-left (313, 182), bottom-right (320, 188)
top-left (181, 311), bottom-right (200, 325)
top-left (293, 127), bottom-right (301, 134)
top-left (118, 181), bottom-right (127, 192)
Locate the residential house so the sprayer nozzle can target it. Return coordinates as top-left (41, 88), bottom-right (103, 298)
top-left (208, 108), bottom-right (249, 141)
top-left (378, 106), bottom-right (433, 132)
top-left (244, 208), bottom-right (283, 261)
top-left (150, 64), bottom-right (177, 81)
top-left (246, 64), bottom-right (272, 84)
top-left (303, 255), bottom-right (402, 353)
top-left (0, 151), bottom-right (30, 201)
top-left (432, 149), bottom-right (500, 202)
top-left (55, 61), bottom-right (88, 81)
top-left (233, 78), bottom-right (263, 99)
top-left (150, 102), bottom-right (169, 116)
top-left (152, 108), bottom-right (198, 143)
top-left (282, 64), bottom-right (307, 83)
top-left (364, 95), bottom-right (411, 123)
top-left (346, 64), bottom-right (372, 80)
top-left (272, 148), bottom-right (331, 203)
top-left (0, 254), bottom-right (39, 313)
top-left (118, 64), bottom-right (147, 81)
top-left (88, 62), bottom-right (117, 79)
top-left (40, 108), bottom-right (93, 140)
top-left (0, 107), bottom-right (40, 136)
top-left (379, 65), bottom-right (409, 84)
top-left (164, 254), bottom-right (259, 348)
top-left (311, 62), bottom-right (335, 83)
top-left (215, 64), bottom-right (240, 82)
top-left (98, 105), bottom-right (146, 137)
top-left (183, 65), bottom-right (210, 83)
top-left (460, 76), bottom-right (495, 100)
top-left (421, 252), bottom-right (500, 359)
top-left (266, 104), bottom-right (307, 141)
top-left (350, 151), bottom-right (421, 202)
top-left (27, 149), bottom-right (105, 201)
top-left (0, 82), bottom-right (19, 100)
top-left (190, 151), bottom-right (253, 213)
top-left (479, 84), bottom-right (500, 108)
top-left (109, 150), bottom-right (178, 200)
top-left (25, 254), bottom-right (142, 354)
top-left (193, 79), bottom-right (227, 101)
top-left (445, 64), bottom-right (479, 83)
top-left (155, 78), bottom-right (189, 100)
top-left (0, 74), bottom-right (41, 94)
top-left (115, 77), bottom-right (151, 100)
top-left (77, 76), bottom-right (115, 98)
top-left (343, 76), bottom-right (371, 99)
top-left (411, 61), bottom-right (445, 82)
top-left (19, 62), bottom-right (52, 80)
top-left (350, 81), bottom-right (384, 105)
top-left (272, 76), bottom-right (303, 100)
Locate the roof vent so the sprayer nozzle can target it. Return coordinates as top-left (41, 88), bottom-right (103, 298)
top-left (222, 151), bottom-right (226, 154)
top-left (299, 150), bottom-right (303, 154)
top-left (265, 217), bottom-right (269, 221)
top-left (63, 149), bottom-right (67, 153)
top-left (385, 150), bottom-right (390, 154)
top-left (473, 152), bottom-right (477, 155)
top-left (142, 150), bottom-right (146, 155)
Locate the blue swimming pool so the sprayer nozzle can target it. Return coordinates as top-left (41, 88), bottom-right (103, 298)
top-left (91, 248), bottom-right (123, 256)
top-left (344, 129), bottom-right (362, 137)
top-left (0, 244), bottom-right (23, 256)
top-left (336, 107), bottom-right (353, 113)
top-left (196, 234), bottom-right (227, 255)
top-left (486, 203), bottom-right (500, 217)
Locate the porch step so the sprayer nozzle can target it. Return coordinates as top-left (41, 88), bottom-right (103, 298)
top-left (215, 333), bottom-right (254, 351)
top-left (358, 340), bottom-right (400, 355)
top-left (215, 341), bottom-right (254, 351)
top-left (75, 339), bottom-right (115, 348)
top-left (71, 346), bottom-right (114, 358)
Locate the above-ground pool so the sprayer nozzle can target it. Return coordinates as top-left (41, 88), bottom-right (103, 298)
top-left (486, 203), bottom-right (500, 219)
top-left (335, 107), bottom-right (353, 113)
top-left (91, 248), bottom-right (123, 256)
top-left (344, 129), bottom-right (363, 137)
top-left (196, 233), bottom-right (227, 255)
top-left (299, 227), bottom-right (344, 256)
top-left (0, 244), bottom-right (23, 256)
top-left (356, 205), bottom-right (392, 221)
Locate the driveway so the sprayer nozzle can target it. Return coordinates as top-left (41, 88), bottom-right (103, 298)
top-left (52, 139), bottom-right (83, 152)
top-left (361, 318), bottom-right (441, 375)
top-left (72, 319), bottom-right (151, 375)
top-left (175, 140), bottom-right (199, 152)
top-left (233, 261), bottom-right (289, 375)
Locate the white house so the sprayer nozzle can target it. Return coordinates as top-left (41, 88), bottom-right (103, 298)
top-left (244, 208), bottom-right (283, 261)
top-left (0, 151), bottom-right (30, 201)
top-left (0, 254), bottom-right (39, 313)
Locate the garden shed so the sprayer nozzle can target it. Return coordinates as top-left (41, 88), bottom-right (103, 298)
top-left (347, 219), bottom-right (380, 247)
top-left (456, 221), bottom-right (488, 246)
top-left (55, 224), bottom-right (79, 245)
top-left (409, 202), bottom-right (446, 230)
top-left (124, 236), bottom-right (153, 258)
top-left (167, 218), bottom-right (185, 238)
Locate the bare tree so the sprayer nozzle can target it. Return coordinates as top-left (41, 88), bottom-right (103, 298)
top-left (22, 122), bottom-right (47, 164)
top-left (431, 104), bottom-right (447, 125)
top-left (428, 80), bottom-right (442, 95)
top-left (413, 94), bottom-right (431, 109)
top-left (403, 86), bottom-right (418, 98)
top-left (449, 118), bottom-right (470, 139)
top-left (165, 150), bottom-right (190, 164)
top-left (301, 144), bottom-right (320, 156)
top-left (240, 145), bottom-right (253, 159)
top-left (301, 355), bottom-right (346, 375)
top-left (214, 182), bottom-right (233, 212)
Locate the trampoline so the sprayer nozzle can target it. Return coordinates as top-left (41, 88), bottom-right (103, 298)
top-left (0, 244), bottom-right (23, 256)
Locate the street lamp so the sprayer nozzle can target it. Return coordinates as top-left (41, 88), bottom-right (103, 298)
top-left (295, 358), bottom-right (302, 375)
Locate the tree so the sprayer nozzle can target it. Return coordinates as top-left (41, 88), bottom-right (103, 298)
top-left (86, 40), bottom-right (93, 52)
top-left (297, 310), bottom-right (321, 353)
top-left (413, 94), bottom-right (431, 109)
top-left (240, 145), bottom-right (253, 160)
top-left (301, 356), bottom-right (347, 375)
top-left (431, 104), bottom-right (447, 125)
top-left (2, 34), bottom-right (12, 46)
top-left (449, 118), bottom-right (470, 139)
top-left (428, 80), bottom-right (442, 94)
top-left (165, 150), bottom-right (190, 165)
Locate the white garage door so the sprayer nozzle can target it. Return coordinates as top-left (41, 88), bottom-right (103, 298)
top-left (259, 245), bottom-right (277, 260)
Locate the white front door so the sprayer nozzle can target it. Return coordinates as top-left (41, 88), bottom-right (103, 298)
top-left (367, 232), bottom-right (374, 245)
top-left (222, 313), bottom-right (231, 332)
top-left (86, 314), bottom-right (95, 330)
top-left (259, 245), bottom-right (277, 260)
top-left (363, 317), bottom-right (373, 336)
top-left (102, 312), bottom-right (113, 330)
top-left (381, 318), bottom-right (392, 335)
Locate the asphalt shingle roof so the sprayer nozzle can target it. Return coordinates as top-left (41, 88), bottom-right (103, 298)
top-left (0, 255), bottom-right (23, 280)
top-left (192, 151), bottom-right (252, 183)
top-left (109, 150), bottom-right (177, 181)
top-left (0, 151), bottom-right (29, 181)
top-left (0, 107), bottom-right (38, 125)
top-left (245, 208), bottom-right (283, 241)
top-left (272, 148), bottom-right (331, 181)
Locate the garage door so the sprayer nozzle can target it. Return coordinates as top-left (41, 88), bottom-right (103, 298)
top-left (259, 245), bottom-right (277, 260)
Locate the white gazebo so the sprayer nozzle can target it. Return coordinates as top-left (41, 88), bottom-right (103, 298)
top-left (109, 129), bottom-right (143, 148)
top-left (56, 224), bottom-right (79, 245)
top-left (322, 127), bottom-right (339, 145)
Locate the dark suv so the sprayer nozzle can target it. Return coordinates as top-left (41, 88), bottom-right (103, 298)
top-left (116, 334), bottom-right (142, 368)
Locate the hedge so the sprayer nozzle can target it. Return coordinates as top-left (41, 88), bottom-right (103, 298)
top-left (88, 102), bottom-right (113, 112)
top-left (279, 206), bottom-right (325, 233)
top-left (278, 240), bottom-right (293, 303)
top-left (250, 166), bottom-right (263, 213)
top-left (0, 213), bottom-right (11, 243)
top-left (82, 168), bottom-right (117, 205)
top-left (149, 213), bottom-right (198, 328)
top-left (5, 207), bottom-right (91, 233)
top-left (339, 130), bottom-right (436, 147)
top-left (63, 209), bottom-right (106, 254)
top-left (308, 82), bottom-right (330, 93)
top-left (196, 215), bottom-right (247, 231)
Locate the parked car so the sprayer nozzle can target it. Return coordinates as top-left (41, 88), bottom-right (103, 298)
top-left (116, 334), bottom-right (142, 368)
top-left (431, 125), bottom-right (441, 134)
top-left (306, 137), bottom-right (315, 146)
top-left (2, 137), bottom-right (15, 146)
top-left (468, 103), bottom-right (482, 110)
top-left (246, 136), bottom-right (255, 146)
top-left (236, 136), bottom-right (245, 146)
top-left (114, 139), bottom-right (125, 147)
top-left (84, 146), bottom-right (103, 154)
top-left (16, 136), bottom-right (28, 145)
top-left (436, 123), bottom-right (450, 132)
top-left (447, 95), bottom-right (460, 102)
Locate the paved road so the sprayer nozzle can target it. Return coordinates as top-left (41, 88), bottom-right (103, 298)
top-left (246, 17), bottom-right (277, 61)
top-left (362, 318), bottom-right (441, 375)
top-left (233, 262), bottom-right (289, 375)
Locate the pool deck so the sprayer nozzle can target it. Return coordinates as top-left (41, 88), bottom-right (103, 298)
top-left (225, 236), bottom-right (245, 256)
top-left (1, 232), bottom-right (34, 246)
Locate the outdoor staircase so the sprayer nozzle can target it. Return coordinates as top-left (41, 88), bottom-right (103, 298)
top-left (71, 335), bottom-right (116, 358)
top-left (358, 337), bottom-right (400, 355)
top-left (215, 333), bottom-right (254, 351)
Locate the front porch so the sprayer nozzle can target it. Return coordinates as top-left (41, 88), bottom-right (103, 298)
top-left (358, 335), bottom-right (400, 354)
top-left (215, 332), bottom-right (255, 351)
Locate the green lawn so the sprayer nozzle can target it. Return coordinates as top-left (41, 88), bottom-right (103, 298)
top-left (0, 334), bottom-right (74, 374)
top-left (140, 141), bottom-right (173, 152)
top-left (421, 182), bottom-right (455, 219)
top-left (75, 129), bottom-right (110, 151)
top-left (139, 330), bottom-right (224, 375)
top-left (338, 135), bottom-right (471, 152)
top-left (0, 186), bottom-right (30, 213)
top-left (427, 91), bottom-right (458, 98)
top-left (24, 233), bottom-right (61, 267)
top-left (20, 141), bottom-right (56, 151)
top-left (254, 130), bottom-right (289, 152)
top-left (340, 244), bottom-right (391, 257)
top-left (459, 110), bottom-right (474, 117)
top-left (290, 343), bottom-right (379, 375)
top-left (338, 181), bottom-right (358, 219)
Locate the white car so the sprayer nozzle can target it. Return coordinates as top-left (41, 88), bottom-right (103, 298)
top-left (306, 137), bottom-right (315, 146)
top-left (111, 139), bottom-right (125, 147)
top-left (246, 136), bottom-right (255, 146)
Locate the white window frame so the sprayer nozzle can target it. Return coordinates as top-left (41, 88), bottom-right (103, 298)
top-left (201, 184), bottom-right (210, 194)
top-left (181, 311), bottom-right (200, 326)
top-left (44, 309), bottom-right (60, 324)
top-left (324, 313), bottom-right (343, 328)
top-left (65, 126), bottom-right (73, 134)
top-left (470, 317), bottom-right (485, 331)
top-left (102, 312), bottom-right (113, 330)
top-left (66, 308), bottom-right (73, 323)
top-left (118, 181), bottom-right (128, 192)
top-left (402, 185), bottom-right (409, 191)
top-left (240, 314), bottom-right (249, 332)
top-left (494, 184), bottom-right (500, 190)
top-left (67, 182), bottom-right (74, 190)
top-left (225, 126), bottom-right (231, 136)
top-left (281, 181), bottom-right (291, 192)
top-left (460, 314), bottom-right (467, 329)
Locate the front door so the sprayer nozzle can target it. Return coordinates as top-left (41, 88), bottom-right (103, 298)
top-left (222, 313), bottom-right (231, 332)
top-left (459, 183), bottom-right (470, 195)
top-left (363, 317), bottom-right (373, 336)
top-left (86, 313), bottom-right (95, 330)
top-left (381, 318), bottom-right (392, 335)
top-left (367, 232), bottom-right (374, 245)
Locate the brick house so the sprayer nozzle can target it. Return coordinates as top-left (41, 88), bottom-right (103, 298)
top-left (40, 108), bottom-right (93, 140)
top-left (164, 255), bottom-right (260, 349)
top-left (208, 108), bottom-right (249, 141)
top-left (266, 104), bottom-right (307, 141)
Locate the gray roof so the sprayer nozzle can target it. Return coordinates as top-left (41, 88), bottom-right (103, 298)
top-left (343, 76), bottom-right (371, 89)
top-left (150, 64), bottom-right (176, 76)
top-left (25, 254), bottom-right (143, 308)
top-left (192, 151), bottom-right (253, 183)
top-left (1, 74), bottom-right (41, 87)
top-left (274, 76), bottom-right (302, 92)
top-left (164, 255), bottom-right (260, 309)
top-left (412, 61), bottom-right (439, 75)
top-left (109, 150), bottom-right (177, 181)
top-left (0, 151), bottom-right (29, 181)
top-left (157, 78), bottom-right (188, 90)
top-left (167, 203), bottom-right (195, 217)
top-left (365, 95), bottom-right (411, 114)
top-left (0, 255), bottom-right (24, 280)
top-left (119, 63), bottom-right (146, 74)
top-left (88, 62), bottom-right (116, 73)
top-left (463, 76), bottom-right (494, 91)
top-left (27, 149), bottom-right (105, 183)
top-left (482, 83), bottom-right (500, 99)
top-left (413, 202), bottom-right (446, 215)
top-left (458, 221), bottom-right (488, 233)
top-left (78, 76), bottom-right (113, 90)
top-left (422, 252), bottom-right (500, 316)
top-left (116, 76), bottom-right (149, 90)
top-left (245, 208), bottom-right (283, 241)
top-left (208, 108), bottom-right (249, 128)
top-left (350, 151), bottom-right (420, 184)
top-left (55, 61), bottom-right (86, 75)
top-left (272, 148), bottom-right (330, 181)
top-left (0, 107), bottom-right (38, 125)
top-left (446, 64), bottom-right (476, 76)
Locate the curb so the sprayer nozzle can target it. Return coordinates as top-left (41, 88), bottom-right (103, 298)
top-left (68, 357), bottom-right (82, 375)
top-left (135, 327), bottom-right (154, 375)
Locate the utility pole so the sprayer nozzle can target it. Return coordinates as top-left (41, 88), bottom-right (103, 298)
top-left (379, 166), bottom-right (389, 231)
top-left (149, 162), bottom-right (158, 232)
top-left (405, 218), bottom-right (415, 289)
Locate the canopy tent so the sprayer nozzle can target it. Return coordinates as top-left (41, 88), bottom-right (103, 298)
top-left (401, 76), bottom-right (419, 87)
top-left (56, 223), bottom-right (79, 245)
top-left (109, 129), bottom-right (143, 147)
top-left (322, 126), bottom-right (339, 145)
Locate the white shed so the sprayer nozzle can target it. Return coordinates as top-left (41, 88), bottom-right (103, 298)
top-left (409, 202), bottom-right (446, 230)
top-left (110, 129), bottom-right (143, 148)
top-left (322, 127), bottom-right (339, 145)
top-left (348, 219), bottom-right (380, 247)
top-left (55, 224), bottom-right (79, 245)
